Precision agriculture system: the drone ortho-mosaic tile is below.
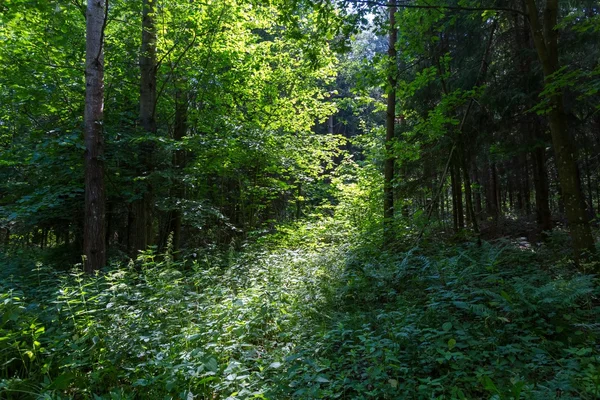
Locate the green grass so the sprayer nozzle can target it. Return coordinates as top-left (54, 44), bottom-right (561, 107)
top-left (1, 223), bottom-right (599, 399)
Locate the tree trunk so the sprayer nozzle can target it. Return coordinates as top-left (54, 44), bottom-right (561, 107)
top-left (130, 0), bottom-right (157, 255)
top-left (584, 151), bottom-right (594, 219)
top-left (461, 145), bottom-right (479, 233)
top-left (508, 176), bottom-right (514, 211)
top-left (597, 182), bottom-right (600, 216)
top-left (523, 154), bottom-right (532, 215)
top-left (489, 163), bottom-right (500, 223)
top-left (451, 160), bottom-right (464, 232)
top-left (526, 0), bottom-right (595, 261)
top-left (440, 186), bottom-right (446, 226)
top-left (531, 126), bottom-right (552, 232)
top-left (483, 160), bottom-right (493, 215)
top-left (453, 158), bottom-right (464, 230)
top-left (170, 84), bottom-right (187, 254)
top-left (83, 0), bottom-right (107, 273)
top-left (473, 164), bottom-right (482, 216)
top-left (383, 1), bottom-right (397, 244)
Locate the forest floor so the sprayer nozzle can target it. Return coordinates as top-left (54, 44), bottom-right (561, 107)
top-left (1, 219), bottom-right (600, 399)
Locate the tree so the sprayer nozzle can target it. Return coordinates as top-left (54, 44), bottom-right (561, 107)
top-left (525, 0), bottom-right (596, 262)
top-left (383, 0), bottom-right (397, 244)
top-left (129, 0), bottom-right (158, 255)
top-left (83, 0), bottom-right (108, 272)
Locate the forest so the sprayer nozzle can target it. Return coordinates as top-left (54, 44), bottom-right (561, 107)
top-left (1, 0), bottom-right (599, 398)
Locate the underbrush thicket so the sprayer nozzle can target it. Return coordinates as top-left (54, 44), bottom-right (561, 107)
top-left (1, 221), bottom-right (599, 399)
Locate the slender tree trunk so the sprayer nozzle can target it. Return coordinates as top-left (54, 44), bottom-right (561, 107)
top-left (526, 0), bottom-right (595, 261)
top-left (523, 154), bottom-right (532, 215)
top-left (432, 172), bottom-right (440, 219)
top-left (83, 0), bottom-right (107, 273)
top-left (597, 183), bottom-right (600, 216)
top-left (41, 228), bottom-right (47, 250)
top-left (170, 84), bottom-right (187, 254)
top-left (451, 165), bottom-right (458, 232)
top-left (425, 160), bottom-right (438, 218)
top-left (495, 165), bottom-right (502, 217)
top-left (490, 163), bottom-right (500, 223)
top-left (130, 0), bottom-right (157, 255)
top-left (584, 151), bottom-right (594, 218)
top-left (126, 205), bottom-right (133, 254)
top-left (440, 186), bottom-right (446, 225)
top-left (450, 155), bottom-right (464, 231)
top-left (532, 123), bottom-right (553, 232)
top-left (515, 160), bottom-right (523, 213)
top-left (508, 177), bottom-right (514, 211)
top-left (383, 1), bottom-right (397, 244)
top-left (484, 161), bottom-right (493, 215)
top-left (451, 160), bottom-right (464, 232)
top-left (461, 146), bottom-right (479, 233)
top-left (473, 164), bottom-right (482, 216)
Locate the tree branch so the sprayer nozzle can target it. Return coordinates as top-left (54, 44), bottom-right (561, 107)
top-left (154, 32), bottom-right (197, 113)
top-left (345, 0), bottom-right (527, 17)
top-left (95, 0), bottom-right (109, 65)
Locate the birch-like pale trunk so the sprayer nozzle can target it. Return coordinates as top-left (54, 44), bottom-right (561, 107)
top-left (84, 0), bottom-right (107, 272)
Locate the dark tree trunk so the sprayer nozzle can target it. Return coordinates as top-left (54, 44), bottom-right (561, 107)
top-left (383, 1), bottom-right (397, 244)
top-left (126, 204), bottom-right (133, 254)
top-left (83, 0), bottom-right (107, 273)
top-left (526, 0), bottom-right (595, 262)
top-left (584, 151), bottom-right (594, 218)
top-left (483, 161), bottom-right (493, 215)
top-left (473, 164), bottom-right (482, 216)
top-left (461, 146), bottom-right (479, 233)
top-left (440, 186), bottom-right (446, 225)
top-left (489, 163), bottom-right (500, 222)
top-left (451, 158), bottom-right (464, 232)
top-left (531, 128), bottom-right (552, 231)
top-left (455, 161), bottom-right (464, 230)
top-left (451, 164), bottom-right (458, 232)
top-left (597, 182), bottom-right (600, 216)
top-left (130, 0), bottom-right (157, 255)
top-left (508, 176), bottom-right (514, 212)
top-left (41, 228), bottom-right (47, 250)
top-left (170, 85), bottom-right (187, 254)
top-left (523, 154), bottom-right (532, 215)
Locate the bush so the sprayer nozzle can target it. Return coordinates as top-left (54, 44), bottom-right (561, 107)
top-left (1, 232), bottom-right (599, 399)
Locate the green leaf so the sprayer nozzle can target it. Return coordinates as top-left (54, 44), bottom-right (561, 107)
top-left (205, 358), bottom-right (218, 373)
top-left (48, 372), bottom-right (76, 390)
top-left (447, 338), bottom-right (456, 350)
top-left (500, 290), bottom-right (512, 302)
top-left (482, 376), bottom-right (499, 394)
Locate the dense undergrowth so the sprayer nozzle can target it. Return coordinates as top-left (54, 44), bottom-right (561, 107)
top-left (1, 221), bottom-right (600, 399)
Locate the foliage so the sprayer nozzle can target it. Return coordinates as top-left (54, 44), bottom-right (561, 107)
top-left (1, 224), bottom-right (599, 399)
top-left (1, 0), bottom-right (600, 399)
